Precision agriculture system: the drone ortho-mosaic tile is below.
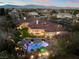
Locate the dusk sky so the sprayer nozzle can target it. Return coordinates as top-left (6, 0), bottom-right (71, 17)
top-left (0, 0), bottom-right (79, 7)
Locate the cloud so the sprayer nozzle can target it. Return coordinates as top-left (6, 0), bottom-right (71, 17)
top-left (0, 2), bottom-right (3, 3)
top-left (8, 2), bottom-right (32, 6)
top-left (67, 0), bottom-right (79, 4)
top-left (32, 0), bottom-right (53, 6)
top-left (64, 1), bottom-right (79, 7)
top-left (37, 3), bottom-right (52, 6)
top-left (32, 0), bottom-right (50, 2)
top-left (0, 2), bottom-right (6, 5)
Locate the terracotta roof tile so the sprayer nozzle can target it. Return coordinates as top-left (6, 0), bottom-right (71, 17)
top-left (28, 20), bottom-right (65, 32)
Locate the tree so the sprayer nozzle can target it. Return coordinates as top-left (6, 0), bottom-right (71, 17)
top-left (13, 28), bottom-right (36, 43)
top-left (13, 29), bottom-right (22, 43)
top-left (55, 32), bottom-right (79, 58)
top-left (0, 8), bottom-right (5, 16)
top-left (66, 32), bottom-right (79, 56)
top-left (20, 28), bottom-right (30, 38)
top-left (72, 22), bottom-right (79, 31)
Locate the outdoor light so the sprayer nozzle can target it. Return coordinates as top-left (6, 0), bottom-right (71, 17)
top-left (38, 53), bottom-right (42, 57)
top-left (10, 39), bottom-right (15, 43)
top-left (19, 26), bottom-right (22, 29)
top-left (17, 27), bottom-right (19, 29)
top-left (20, 35), bottom-right (22, 37)
top-left (40, 47), bottom-right (46, 53)
top-left (31, 42), bottom-right (34, 44)
top-left (30, 55), bottom-right (34, 59)
top-left (15, 47), bottom-right (19, 50)
top-left (42, 51), bottom-right (49, 56)
top-left (42, 41), bottom-right (44, 43)
top-left (56, 32), bottom-right (61, 35)
top-left (45, 51), bottom-right (49, 56)
top-left (42, 53), bottom-right (45, 55)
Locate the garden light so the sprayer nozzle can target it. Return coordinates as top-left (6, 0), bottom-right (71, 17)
top-left (45, 51), bottom-right (49, 56)
top-left (38, 53), bottom-right (42, 57)
top-left (30, 55), bottom-right (34, 59)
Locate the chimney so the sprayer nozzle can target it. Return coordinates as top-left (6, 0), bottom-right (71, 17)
top-left (36, 20), bottom-right (39, 24)
top-left (24, 17), bottom-right (26, 20)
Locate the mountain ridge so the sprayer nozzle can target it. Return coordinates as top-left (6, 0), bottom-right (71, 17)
top-left (0, 4), bottom-right (79, 9)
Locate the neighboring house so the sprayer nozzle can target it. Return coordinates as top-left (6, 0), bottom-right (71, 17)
top-left (28, 20), bottom-right (66, 38)
top-left (76, 14), bottom-right (79, 18)
top-left (57, 13), bottom-right (73, 18)
top-left (9, 9), bottom-right (19, 16)
top-left (35, 16), bottom-right (48, 19)
top-left (8, 9), bottom-right (20, 20)
top-left (28, 12), bottom-right (38, 16)
top-left (73, 19), bottom-right (79, 23)
top-left (52, 14), bottom-right (57, 17)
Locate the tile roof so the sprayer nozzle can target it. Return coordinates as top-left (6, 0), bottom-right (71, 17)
top-left (15, 20), bottom-right (26, 26)
top-left (28, 20), bottom-right (65, 32)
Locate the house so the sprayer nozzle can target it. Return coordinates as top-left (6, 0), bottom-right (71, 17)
top-left (28, 12), bottom-right (38, 16)
top-left (76, 14), bottom-right (79, 18)
top-left (28, 20), bottom-right (66, 38)
top-left (36, 16), bottom-right (48, 19)
top-left (15, 18), bottom-right (70, 39)
top-left (57, 13), bottom-right (73, 19)
top-left (15, 17), bottom-right (69, 38)
top-left (8, 9), bottom-right (19, 16)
